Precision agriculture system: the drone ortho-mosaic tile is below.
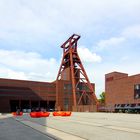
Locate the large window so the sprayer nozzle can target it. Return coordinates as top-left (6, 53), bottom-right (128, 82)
top-left (77, 83), bottom-right (90, 92)
top-left (64, 83), bottom-right (72, 90)
top-left (134, 84), bottom-right (140, 99)
top-left (64, 98), bottom-right (69, 110)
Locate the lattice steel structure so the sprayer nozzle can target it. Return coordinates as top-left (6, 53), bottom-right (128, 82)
top-left (56, 34), bottom-right (98, 108)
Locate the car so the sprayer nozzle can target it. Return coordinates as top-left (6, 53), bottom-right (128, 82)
top-left (48, 108), bottom-right (55, 112)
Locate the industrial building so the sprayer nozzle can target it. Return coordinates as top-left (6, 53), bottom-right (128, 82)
top-left (0, 78), bottom-right (56, 113)
top-left (1, 34), bottom-right (140, 113)
top-left (0, 34), bottom-right (98, 113)
top-left (105, 72), bottom-right (140, 112)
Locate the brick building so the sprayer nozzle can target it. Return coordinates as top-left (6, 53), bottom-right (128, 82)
top-left (56, 67), bottom-right (96, 112)
top-left (0, 77), bottom-right (95, 113)
top-left (0, 59), bottom-right (96, 113)
top-left (105, 72), bottom-right (140, 112)
top-left (0, 34), bottom-right (97, 113)
top-left (0, 78), bottom-right (56, 113)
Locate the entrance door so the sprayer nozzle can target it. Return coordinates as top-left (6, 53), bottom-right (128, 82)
top-left (48, 101), bottom-right (55, 111)
top-left (10, 100), bottom-right (19, 112)
top-left (40, 101), bottom-right (47, 111)
top-left (21, 100), bottom-right (30, 112)
top-left (31, 101), bottom-right (39, 111)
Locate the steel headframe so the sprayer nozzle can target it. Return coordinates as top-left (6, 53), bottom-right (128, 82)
top-left (56, 34), bottom-right (98, 107)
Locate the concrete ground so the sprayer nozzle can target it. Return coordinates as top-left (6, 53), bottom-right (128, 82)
top-left (1, 112), bottom-right (140, 140)
top-left (0, 114), bottom-right (57, 140)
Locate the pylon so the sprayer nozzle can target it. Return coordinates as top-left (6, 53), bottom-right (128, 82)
top-left (56, 34), bottom-right (98, 109)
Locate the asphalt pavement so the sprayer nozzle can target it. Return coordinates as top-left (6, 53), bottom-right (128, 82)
top-left (16, 112), bottom-right (140, 140)
top-left (1, 113), bottom-right (140, 140)
top-left (0, 116), bottom-right (56, 140)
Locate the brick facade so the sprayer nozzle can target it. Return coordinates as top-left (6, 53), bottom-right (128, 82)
top-left (105, 72), bottom-right (140, 111)
top-left (0, 78), bottom-right (56, 112)
top-left (0, 77), bottom-right (95, 112)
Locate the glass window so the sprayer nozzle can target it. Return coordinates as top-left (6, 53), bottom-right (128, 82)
top-left (134, 84), bottom-right (140, 99)
top-left (64, 91), bottom-right (72, 94)
top-left (64, 98), bottom-right (69, 105)
top-left (64, 83), bottom-right (72, 90)
top-left (47, 91), bottom-right (55, 94)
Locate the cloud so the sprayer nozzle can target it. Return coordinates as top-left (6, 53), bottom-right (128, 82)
top-left (0, 49), bottom-right (59, 81)
top-left (122, 25), bottom-right (140, 38)
top-left (0, 68), bottom-right (28, 80)
top-left (0, 0), bottom-right (140, 97)
top-left (0, 0), bottom-right (140, 51)
top-left (95, 24), bottom-right (140, 52)
top-left (96, 37), bottom-right (125, 51)
top-left (78, 47), bottom-right (102, 63)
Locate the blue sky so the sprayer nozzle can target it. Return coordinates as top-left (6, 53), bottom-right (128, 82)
top-left (0, 0), bottom-right (140, 97)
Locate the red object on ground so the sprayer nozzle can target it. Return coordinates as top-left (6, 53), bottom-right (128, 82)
top-left (12, 112), bottom-right (23, 116)
top-left (53, 111), bottom-right (72, 116)
top-left (30, 112), bottom-right (50, 118)
top-left (52, 111), bottom-right (62, 116)
top-left (61, 112), bottom-right (66, 116)
top-left (61, 111), bottom-right (72, 116)
top-left (12, 112), bottom-right (16, 116)
top-left (40, 112), bottom-right (50, 117)
top-left (65, 111), bottom-right (72, 116)
top-left (30, 112), bottom-right (38, 118)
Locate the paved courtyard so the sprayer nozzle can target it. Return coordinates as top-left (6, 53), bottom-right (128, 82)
top-left (1, 112), bottom-right (140, 140)
top-left (0, 114), bottom-right (57, 140)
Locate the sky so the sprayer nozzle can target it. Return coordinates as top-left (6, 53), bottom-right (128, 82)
top-left (0, 0), bottom-right (140, 98)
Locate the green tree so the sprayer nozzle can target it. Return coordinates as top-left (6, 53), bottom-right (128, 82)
top-left (99, 92), bottom-right (105, 103)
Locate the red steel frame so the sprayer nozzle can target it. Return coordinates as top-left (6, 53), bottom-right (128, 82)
top-left (56, 34), bottom-right (98, 107)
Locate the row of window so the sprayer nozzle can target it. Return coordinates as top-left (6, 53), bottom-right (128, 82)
top-left (115, 103), bottom-right (140, 109)
top-left (64, 83), bottom-right (91, 92)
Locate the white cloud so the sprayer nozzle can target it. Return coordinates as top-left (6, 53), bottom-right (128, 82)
top-left (0, 49), bottom-right (59, 81)
top-left (0, 68), bottom-right (28, 80)
top-left (122, 25), bottom-right (140, 38)
top-left (78, 47), bottom-right (102, 63)
top-left (95, 24), bottom-right (140, 51)
top-left (96, 37), bottom-right (125, 51)
top-left (0, 0), bottom-right (140, 97)
top-left (120, 56), bottom-right (129, 61)
top-left (0, 0), bottom-right (140, 46)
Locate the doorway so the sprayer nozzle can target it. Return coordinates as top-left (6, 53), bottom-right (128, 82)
top-left (10, 100), bottom-right (19, 112)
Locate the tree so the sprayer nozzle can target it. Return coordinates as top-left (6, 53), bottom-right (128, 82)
top-left (99, 92), bottom-right (105, 103)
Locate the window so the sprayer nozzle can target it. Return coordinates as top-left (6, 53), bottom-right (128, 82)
top-left (134, 84), bottom-right (140, 99)
top-left (64, 98), bottom-right (69, 110)
top-left (64, 91), bottom-right (72, 94)
top-left (47, 91), bottom-right (55, 94)
top-left (135, 85), bottom-right (140, 90)
top-left (64, 98), bottom-right (69, 105)
top-left (64, 83), bottom-right (72, 90)
top-left (77, 83), bottom-right (90, 91)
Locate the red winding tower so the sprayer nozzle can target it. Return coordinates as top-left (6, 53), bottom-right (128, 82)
top-left (56, 34), bottom-right (98, 111)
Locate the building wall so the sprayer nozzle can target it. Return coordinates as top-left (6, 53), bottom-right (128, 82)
top-left (105, 72), bottom-right (140, 111)
top-left (0, 75), bottom-right (96, 112)
top-left (56, 80), bottom-right (73, 111)
top-left (0, 78), bottom-right (56, 112)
